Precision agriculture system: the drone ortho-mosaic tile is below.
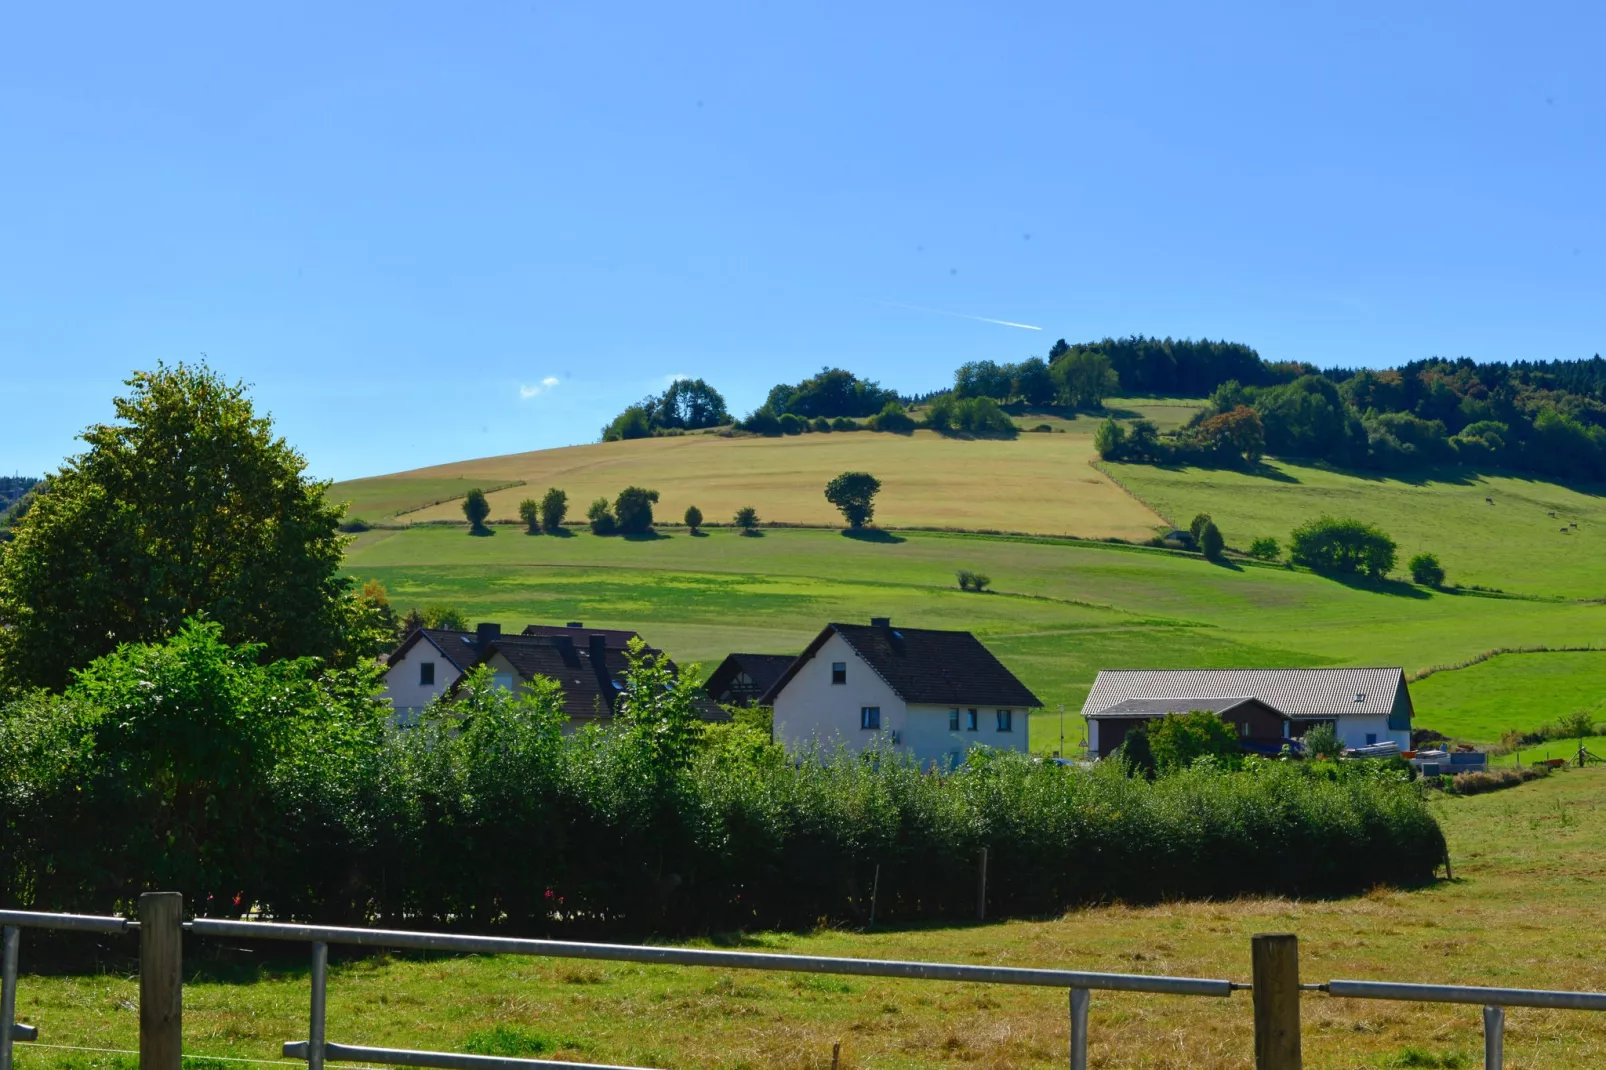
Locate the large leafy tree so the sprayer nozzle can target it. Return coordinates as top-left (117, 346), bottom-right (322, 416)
top-left (824, 471), bottom-right (882, 529)
top-left (0, 363), bottom-right (355, 693)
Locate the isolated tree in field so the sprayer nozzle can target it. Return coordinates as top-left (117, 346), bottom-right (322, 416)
top-left (1408, 552), bottom-right (1445, 588)
top-left (1199, 521), bottom-right (1225, 562)
top-left (601, 406), bottom-right (652, 442)
top-left (684, 505), bottom-right (703, 534)
top-left (539, 487), bottom-right (568, 533)
top-left (1093, 417), bottom-right (1127, 459)
top-left (1248, 537), bottom-right (1280, 561)
top-left (956, 569), bottom-right (991, 592)
top-left (615, 486), bottom-right (660, 535)
top-left (518, 498), bottom-right (541, 533)
top-left (1188, 513), bottom-right (1213, 542)
top-left (0, 362), bottom-right (355, 693)
top-left (1289, 515), bottom-right (1396, 578)
top-left (733, 505), bottom-right (760, 535)
top-left (462, 488), bottom-right (491, 532)
top-left (587, 497), bottom-right (617, 535)
top-left (824, 471), bottom-right (882, 529)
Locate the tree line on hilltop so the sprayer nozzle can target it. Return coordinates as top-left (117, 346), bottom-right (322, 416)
top-left (600, 340), bottom-right (1606, 482)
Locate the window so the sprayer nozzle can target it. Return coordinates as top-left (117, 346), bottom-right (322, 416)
top-left (949, 709), bottom-right (960, 731)
top-left (492, 673), bottom-right (514, 690)
top-left (966, 709), bottom-right (978, 731)
top-left (861, 706), bottom-right (880, 730)
top-left (1365, 733), bottom-right (1377, 746)
top-left (831, 662), bottom-right (847, 685)
top-left (996, 709), bottom-right (1012, 732)
top-left (419, 661), bottom-right (435, 686)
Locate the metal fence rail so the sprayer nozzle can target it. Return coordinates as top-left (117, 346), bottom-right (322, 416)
top-left (6, 900), bottom-right (1606, 1070)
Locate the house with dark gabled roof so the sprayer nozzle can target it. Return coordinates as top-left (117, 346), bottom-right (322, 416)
top-left (704, 652), bottom-right (797, 707)
top-left (382, 621), bottom-right (723, 727)
top-left (1079, 667), bottom-right (1413, 757)
top-left (760, 618), bottom-right (1041, 765)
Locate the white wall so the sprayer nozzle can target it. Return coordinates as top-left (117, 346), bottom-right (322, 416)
top-left (382, 637), bottom-right (460, 724)
top-left (773, 632), bottom-right (906, 757)
top-left (1333, 714), bottom-right (1406, 750)
top-left (772, 632), bottom-right (1029, 765)
top-left (903, 703), bottom-right (1029, 767)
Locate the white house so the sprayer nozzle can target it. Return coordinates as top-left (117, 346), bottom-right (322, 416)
top-left (383, 623), bottom-right (504, 724)
top-left (1079, 667), bottom-right (1415, 755)
top-left (761, 618), bottom-right (1042, 766)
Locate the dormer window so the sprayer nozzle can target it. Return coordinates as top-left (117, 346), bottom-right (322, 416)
top-left (419, 661), bottom-right (435, 686)
top-left (832, 662), bottom-right (847, 685)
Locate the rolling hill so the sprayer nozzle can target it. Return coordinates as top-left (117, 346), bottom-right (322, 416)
top-left (333, 400), bottom-right (1606, 749)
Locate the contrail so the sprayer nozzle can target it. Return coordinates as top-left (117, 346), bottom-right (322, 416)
top-left (881, 301), bottom-right (1043, 331)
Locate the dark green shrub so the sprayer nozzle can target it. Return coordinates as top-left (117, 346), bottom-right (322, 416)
top-left (740, 408), bottom-right (783, 435)
top-left (586, 498), bottom-right (617, 535)
top-left (1409, 552), bottom-right (1445, 587)
top-left (1147, 711), bottom-right (1241, 772)
top-left (813, 417), bottom-right (832, 433)
top-left (1189, 513), bottom-right (1213, 542)
top-left (733, 505), bottom-right (760, 534)
top-left (778, 412), bottom-right (806, 435)
top-left (831, 417), bottom-right (858, 432)
top-left (601, 406), bottom-right (652, 442)
top-left (956, 569), bottom-right (990, 591)
top-left (539, 487), bottom-right (568, 533)
top-left (869, 401), bottom-right (916, 433)
top-left (1300, 722), bottom-right (1344, 759)
top-left (683, 505), bottom-right (703, 534)
top-left (614, 487), bottom-right (660, 535)
top-left (1199, 521), bottom-right (1225, 562)
top-left (1248, 537), bottom-right (1280, 561)
top-left (517, 499), bottom-right (541, 534)
top-left (462, 488), bottom-right (491, 532)
top-left (1290, 516), bottom-right (1396, 577)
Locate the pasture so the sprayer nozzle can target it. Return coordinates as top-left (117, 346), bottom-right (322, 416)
top-left (1409, 650), bottom-right (1606, 744)
top-left (344, 525), bottom-right (1606, 747)
top-left (1104, 458), bottom-right (1606, 599)
top-left (11, 767), bottom-right (1606, 1070)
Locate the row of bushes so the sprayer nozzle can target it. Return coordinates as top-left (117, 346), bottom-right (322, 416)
top-left (740, 397), bottom-right (1016, 438)
top-left (0, 623), bottom-right (1447, 930)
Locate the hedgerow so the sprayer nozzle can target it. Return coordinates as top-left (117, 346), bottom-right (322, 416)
top-left (0, 623), bottom-right (1446, 933)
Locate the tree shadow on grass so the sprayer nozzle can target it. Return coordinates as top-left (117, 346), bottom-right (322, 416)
top-left (841, 528), bottom-right (906, 544)
top-left (469, 526), bottom-right (495, 537)
top-left (1208, 557), bottom-right (1245, 572)
top-left (1322, 572), bottom-right (1432, 599)
top-left (543, 527), bottom-right (576, 538)
top-left (622, 530), bottom-right (670, 541)
top-left (687, 529), bottom-right (710, 537)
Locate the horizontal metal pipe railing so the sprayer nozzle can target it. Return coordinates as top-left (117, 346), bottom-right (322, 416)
top-left (188, 917), bottom-right (1233, 997)
top-left (0, 911), bottom-right (128, 934)
top-left (7, 1027), bottom-right (35, 1043)
top-left (1328, 979), bottom-right (1606, 1011)
top-left (286, 1040), bottom-right (662, 1070)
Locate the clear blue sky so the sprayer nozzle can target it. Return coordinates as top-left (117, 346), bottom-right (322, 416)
top-left (2, 1), bottom-right (1601, 481)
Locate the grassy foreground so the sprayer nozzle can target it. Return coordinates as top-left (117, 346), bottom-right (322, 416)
top-left (12, 768), bottom-right (1606, 1070)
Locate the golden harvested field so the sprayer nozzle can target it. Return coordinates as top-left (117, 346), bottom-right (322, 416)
top-left (349, 429), bottom-right (1167, 539)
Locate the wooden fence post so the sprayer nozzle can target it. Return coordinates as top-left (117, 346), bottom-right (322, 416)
top-left (976, 848), bottom-right (988, 922)
top-left (140, 893), bottom-right (183, 1070)
top-left (1251, 933), bottom-right (1301, 1070)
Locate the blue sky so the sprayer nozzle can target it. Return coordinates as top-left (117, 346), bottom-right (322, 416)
top-left (2, 1), bottom-right (1601, 481)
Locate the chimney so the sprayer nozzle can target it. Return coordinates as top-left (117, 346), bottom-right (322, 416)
top-left (589, 633), bottom-right (608, 662)
top-left (566, 621), bottom-right (584, 629)
top-left (870, 617), bottom-right (891, 628)
top-left (555, 634), bottom-right (579, 667)
top-left (476, 622), bottom-right (502, 645)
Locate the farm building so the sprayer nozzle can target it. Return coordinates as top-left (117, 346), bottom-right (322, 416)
top-left (1080, 667), bottom-right (1414, 757)
top-left (761, 618), bottom-right (1041, 765)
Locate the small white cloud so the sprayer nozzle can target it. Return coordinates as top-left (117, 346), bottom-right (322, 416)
top-left (665, 373), bottom-right (689, 385)
top-left (519, 377), bottom-right (561, 399)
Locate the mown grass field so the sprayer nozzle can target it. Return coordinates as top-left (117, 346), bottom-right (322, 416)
top-left (343, 525), bottom-right (1606, 746)
top-left (1410, 651), bottom-right (1606, 744)
top-left (13, 767), bottom-right (1606, 1070)
top-left (1104, 458), bottom-right (1606, 600)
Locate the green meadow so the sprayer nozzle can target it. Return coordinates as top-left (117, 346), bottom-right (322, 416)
top-left (1104, 457), bottom-right (1606, 599)
top-left (344, 524), bottom-right (1606, 747)
top-left (1410, 650), bottom-right (1606, 744)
